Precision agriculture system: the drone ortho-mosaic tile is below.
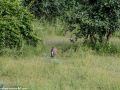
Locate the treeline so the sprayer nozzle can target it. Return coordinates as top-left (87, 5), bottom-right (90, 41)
top-left (0, 0), bottom-right (120, 54)
top-left (24, 0), bottom-right (120, 44)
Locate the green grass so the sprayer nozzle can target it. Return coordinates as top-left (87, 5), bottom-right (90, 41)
top-left (0, 53), bottom-right (120, 90)
top-left (0, 20), bottom-right (120, 90)
top-left (114, 31), bottom-right (120, 38)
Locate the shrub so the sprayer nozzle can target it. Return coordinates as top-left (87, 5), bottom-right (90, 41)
top-left (0, 0), bottom-right (38, 50)
top-left (94, 43), bottom-right (120, 55)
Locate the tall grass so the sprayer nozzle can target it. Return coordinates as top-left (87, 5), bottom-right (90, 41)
top-left (0, 19), bottom-right (120, 90)
top-left (0, 52), bottom-right (120, 90)
top-left (114, 31), bottom-right (120, 38)
top-left (1, 19), bottom-right (120, 57)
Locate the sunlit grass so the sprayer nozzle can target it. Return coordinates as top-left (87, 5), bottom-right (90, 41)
top-left (0, 20), bottom-right (120, 90)
top-left (0, 53), bottom-right (120, 90)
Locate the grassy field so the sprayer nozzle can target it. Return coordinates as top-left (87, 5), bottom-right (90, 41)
top-left (0, 20), bottom-right (120, 90)
top-left (0, 53), bottom-right (120, 90)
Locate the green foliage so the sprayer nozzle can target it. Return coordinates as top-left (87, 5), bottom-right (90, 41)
top-left (0, 0), bottom-right (38, 50)
top-left (114, 31), bottom-right (120, 38)
top-left (23, 0), bottom-right (80, 20)
top-left (23, 0), bottom-right (120, 54)
top-left (66, 0), bottom-right (120, 45)
top-left (24, 0), bottom-right (65, 19)
top-left (23, 0), bottom-right (120, 45)
top-left (93, 43), bottom-right (120, 55)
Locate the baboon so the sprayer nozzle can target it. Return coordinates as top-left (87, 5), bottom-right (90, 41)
top-left (51, 47), bottom-right (57, 57)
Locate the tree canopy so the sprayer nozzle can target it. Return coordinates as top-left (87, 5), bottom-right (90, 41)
top-left (1, 0), bottom-right (119, 51)
top-left (24, 0), bottom-right (120, 45)
top-left (66, 0), bottom-right (120, 45)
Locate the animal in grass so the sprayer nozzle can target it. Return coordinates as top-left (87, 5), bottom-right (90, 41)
top-left (51, 47), bottom-right (57, 57)
top-left (69, 37), bottom-right (78, 43)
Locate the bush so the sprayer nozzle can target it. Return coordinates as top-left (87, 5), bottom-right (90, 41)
top-left (94, 43), bottom-right (120, 55)
top-left (0, 0), bottom-right (38, 50)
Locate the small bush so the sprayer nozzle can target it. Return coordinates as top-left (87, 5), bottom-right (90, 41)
top-left (0, 0), bottom-right (38, 51)
top-left (94, 43), bottom-right (120, 55)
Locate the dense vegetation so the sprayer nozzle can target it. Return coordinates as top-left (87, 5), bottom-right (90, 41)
top-left (0, 0), bottom-right (119, 55)
top-left (0, 0), bottom-right (38, 51)
top-left (67, 0), bottom-right (120, 45)
top-left (24, 0), bottom-right (66, 18)
top-left (24, 0), bottom-right (120, 45)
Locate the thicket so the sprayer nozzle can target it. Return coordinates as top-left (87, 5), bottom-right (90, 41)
top-left (0, 0), bottom-right (38, 51)
top-left (23, 0), bottom-right (79, 19)
top-left (24, 0), bottom-right (120, 44)
top-left (67, 0), bottom-right (120, 46)
top-left (1, 0), bottom-right (119, 55)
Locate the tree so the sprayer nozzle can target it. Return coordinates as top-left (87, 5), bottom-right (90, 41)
top-left (23, 0), bottom-right (120, 46)
top-left (66, 0), bottom-right (120, 45)
top-left (23, 0), bottom-right (66, 19)
top-left (0, 0), bottom-right (38, 50)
